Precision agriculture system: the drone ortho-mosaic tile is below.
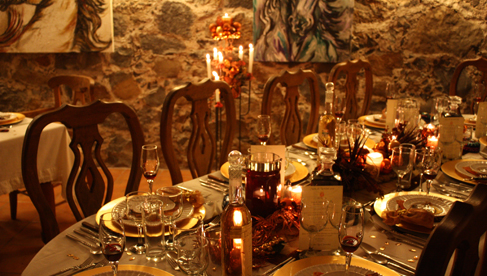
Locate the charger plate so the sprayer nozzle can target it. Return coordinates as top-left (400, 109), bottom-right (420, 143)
top-left (273, 256), bottom-right (399, 276)
top-left (220, 161), bottom-right (308, 183)
top-left (0, 113), bottom-right (25, 126)
top-left (96, 197), bottom-right (205, 238)
top-left (441, 159), bottom-right (482, 184)
top-left (303, 133), bottom-right (376, 150)
top-left (480, 136), bottom-right (487, 147)
top-left (76, 265), bottom-right (174, 276)
top-left (359, 114), bottom-right (386, 129)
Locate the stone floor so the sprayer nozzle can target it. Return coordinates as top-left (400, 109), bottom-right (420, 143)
top-left (0, 168), bottom-right (193, 275)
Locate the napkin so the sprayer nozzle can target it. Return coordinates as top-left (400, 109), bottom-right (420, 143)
top-left (381, 200), bottom-right (434, 229)
top-left (0, 112), bottom-right (14, 120)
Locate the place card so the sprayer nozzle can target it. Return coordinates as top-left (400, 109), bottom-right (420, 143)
top-left (439, 116), bottom-right (464, 160)
top-left (386, 99), bottom-right (398, 131)
top-left (476, 102), bottom-right (487, 138)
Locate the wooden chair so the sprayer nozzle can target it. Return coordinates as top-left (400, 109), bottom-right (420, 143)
top-left (11, 75), bottom-right (96, 220)
top-left (449, 56), bottom-right (487, 113)
top-left (261, 69), bottom-right (320, 146)
top-left (21, 75), bottom-right (95, 118)
top-left (416, 184), bottom-right (487, 275)
top-left (22, 100), bottom-right (144, 243)
top-left (328, 59), bottom-right (373, 121)
top-left (160, 79), bottom-right (236, 185)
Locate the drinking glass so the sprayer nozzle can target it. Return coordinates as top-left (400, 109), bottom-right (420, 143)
top-left (156, 187), bottom-right (183, 249)
top-left (423, 147), bottom-right (443, 195)
top-left (142, 197), bottom-right (166, 262)
top-left (141, 144), bottom-right (160, 193)
top-left (391, 145), bottom-right (415, 191)
top-left (125, 191), bottom-right (149, 254)
top-left (173, 219), bottom-right (208, 275)
top-left (434, 96), bottom-right (450, 122)
top-left (385, 82), bottom-right (397, 100)
top-left (414, 148), bottom-right (429, 192)
top-left (299, 197), bottom-right (329, 257)
top-left (99, 212), bottom-right (125, 276)
top-left (329, 197), bottom-right (356, 255)
top-left (334, 91), bottom-right (347, 123)
top-left (256, 115), bottom-right (271, 145)
top-left (338, 201), bottom-right (364, 272)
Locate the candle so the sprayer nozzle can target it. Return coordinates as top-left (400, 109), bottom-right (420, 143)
top-left (290, 185), bottom-right (302, 205)
top-left (427, 136), bottom-right (438, 149)
top-left (253, 188), bottom-right (265, 200)
top-left (213, 48), bottom-right (217, 60)
top-left (222, 13), bottom-right (231, 24)
top-left (206, 54), bottom-right (211, 79)
top-left (218, 51), bottom-right (223, 64)
top-left (212, 71), bottom-right (221, 103)
top-left (238, 45), bottom-right (243, 60)
top-left (366, 152), bottom-right (383, 178)
top-left (248, 44), bottom-right (254, 73)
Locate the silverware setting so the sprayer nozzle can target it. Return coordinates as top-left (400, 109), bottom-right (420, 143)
top-left (199, 179), bottom-right (228, 193)
top-left (361, 242), bottom-right (416, 273)
top-left (50, 256), bottom-right (94, 276)
top-left (166, 251), bottom-right (180, 271)
top-left (261, 256), bottom-right (295, 276)
top-left (66, 259), bottom-right (109, 276)
top-left (66, 234), bottom-right (102, 254)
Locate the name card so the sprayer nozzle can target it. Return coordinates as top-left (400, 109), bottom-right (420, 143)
top-left (386, 99), bottom-right (398, 131)
top-left (439, 116), bottom-right (464, 160)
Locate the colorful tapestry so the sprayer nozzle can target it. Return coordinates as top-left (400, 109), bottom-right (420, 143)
top-left (254, 0), bottom-right (353, 63)
top-left (0, 0), bottom-right (114, 53)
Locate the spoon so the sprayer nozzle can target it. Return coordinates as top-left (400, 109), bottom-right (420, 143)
top-left (361, 242), bottom-right (416, 272)
top-left (367, 253), bottom-right (415, 275)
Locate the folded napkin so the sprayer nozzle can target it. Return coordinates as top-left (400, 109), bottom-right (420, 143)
top-left (0, 112), bottom-right (14, 120)
top-left (381, 200), bottom-right (435, 229)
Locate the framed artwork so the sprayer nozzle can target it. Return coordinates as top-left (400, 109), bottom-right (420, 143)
top-left (0, 0), bottom-right (114, 53)
top-left (254, 0), bottom-right (354, 63)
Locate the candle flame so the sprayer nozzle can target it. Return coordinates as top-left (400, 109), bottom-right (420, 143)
top-left (212, 71), bottom-right (219, 80)
top-left (233, 210), bottom-right (242, 226)
top-left (239, 45), bottom-right (243, 51)
top-left (224, 13), bottom-right (229, 17)
top-left (249, 43), bottom-right (253, 50)
top-left (206, 53), bottom-right (210, 60)
top-left (234, 238), bottom-right (242, 249)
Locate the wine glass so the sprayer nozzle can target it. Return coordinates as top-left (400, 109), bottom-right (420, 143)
top-left (391, 145), bottom-right (415, 191)
top-left (141, 144), bottom-right (160, 193)
top-left (423, 147), bottom-right (443, 195)
top-left (329, 197), bottom-right (357, 255)
top-left (414, 148), bottom-right (428, 192)
top-left (338, 201), bottom-right (364, 272)
top-left (385, 82), bottom-right (397, 100)
top-left (299, 197), bottom-right (329, 257)
top-left (99, 212), bottom-right (126, 276)
top-left (174, 220), bottom-right (208, 275)
top-left (125, 191), bottom-right (148, 254)
top-left (257, 115), bottom-right (271, 145)
top-left (156, 187), bottom-right (184, 249)
top-left (334, 91), bottom-right (347, 123)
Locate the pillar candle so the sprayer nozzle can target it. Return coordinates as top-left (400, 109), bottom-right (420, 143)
top-left (427, 136), bottom-right (438, 149)
top-left (366, 152), bottom-right (383, 177)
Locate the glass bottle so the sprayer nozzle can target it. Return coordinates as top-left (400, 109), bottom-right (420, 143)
top-left (221, 150), bottom-right (252, 276)
top-left (311, 147), bottom-right (342, 187)
top-left (318, 82), bottom-right (337, 149)
top-left (444, 95), bottom-right (463, 117)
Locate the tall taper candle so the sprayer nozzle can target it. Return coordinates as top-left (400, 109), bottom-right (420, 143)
top-left (248, 44), bottom-right (254, 73)
top-left (238, 45), bottom-right (243, 60)
top-left (206, 54), bottom-right (212, 79)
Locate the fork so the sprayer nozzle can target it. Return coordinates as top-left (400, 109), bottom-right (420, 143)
top-left (166, 253), bottom-right (180, 271)
top-left (50, 256), bottom-right (93, 276)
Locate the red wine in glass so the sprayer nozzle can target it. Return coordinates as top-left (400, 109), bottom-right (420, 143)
top-left (143, 171), bottom-right (157, 180)
top-left (103, 243), bottom-right (124, 262)
top-left (335, 111), bottom-right (344, 120)
top-left (423, 171), bottom-right (437, 180)
top-left (258, 134), bottom-right (269, 144)
top-left (340, 236), bottom-right (360, 253)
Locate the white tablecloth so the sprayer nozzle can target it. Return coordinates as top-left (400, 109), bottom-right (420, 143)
top-left (0, 118), bottom-right (74, 196)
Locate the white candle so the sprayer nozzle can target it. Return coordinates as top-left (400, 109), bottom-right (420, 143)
top-left (248, 44), bottom-right (254, 73)
top-left (427, 136), bottom-right (439, 149)
top-left (213, 48), bottom-right (217, 60)
top-left (206, 54), bottom-right (211, 79)
top-left (291, 185), bottom-right (302, 205)
top-left (253, 188), bottom-right (265, 199)
top-left (366, 152), bottom-right (383, 178)
top-left (238, 45), bottom-right (243, 60)
top-left (218, 51), bottom-right (223, 64)
top-left (222, 13), bottom-right (231, 24)
top-left (212, 71), bottom-right (221, 103)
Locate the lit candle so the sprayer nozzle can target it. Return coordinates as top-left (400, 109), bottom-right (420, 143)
top-left (206, 54), bottom-right (212, 79)
top-left (218, 51), bottom-right (223, 64)
top-left (222, 13), bottom-right (231, 24)
top-left (427, 136), bottom-right (439, 149)
top-left (212, 71), bottom-right (221, 103)
top-left (366, 152), bottom-right (383, 178)
top-left (238, 45), bottom-right (243, 60)
top-left (253, 188), bottom-right (265, 200)
top-left (290, 185), bottom-right (302, 205)
top-left (213, 48), bottom-right (218, 60)
top-left (248, 44), bottom-right (254, 73)
top-left (232, 210), bottom-right (243, 270)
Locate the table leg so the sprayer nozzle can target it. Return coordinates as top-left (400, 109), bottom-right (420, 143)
top-left (40, 182), bottom-right (56, 217)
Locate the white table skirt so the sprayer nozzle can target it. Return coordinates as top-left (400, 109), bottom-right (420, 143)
top-left (0, 118), bottom-right (74, 196)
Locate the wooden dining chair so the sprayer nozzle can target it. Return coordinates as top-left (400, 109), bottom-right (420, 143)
top-left (22, 100), bottom-right (144, 243)
top-left (261, 69), bottom-right (320, 146)
top-left (160, 78), bottom-right (236, 185)
top-left (449, 56), bottom-right (487, 113)
top-left (328, 59), bottom-right (373, 121)
top-left (415, 184), bottom-right (487, 276)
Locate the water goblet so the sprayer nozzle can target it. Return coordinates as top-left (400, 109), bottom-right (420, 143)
top-left (257, 115), bottom-right (271, 145)
top-left (299, 197), bottom-right (329, 258)
top-left (99, 212), bottom-right (126, 276)
top-left (423, 147), bottom-right (443, 195)
top-left (141, 144), bottom-right (159, 193)
top-left (391, 145), bottom-right (415, 191)
top-left (414, 148), bottom-right (429, 192)
top-left (338, 201), bottom-right (364, 272)
top-left (173, 219), bottom-right (208, 275)
top-left (334, 91), bottom-right (346, 123)
top-left (156, 187), bottom-right (184, 250)
top-left (125, 191), bottom-right (149, 254)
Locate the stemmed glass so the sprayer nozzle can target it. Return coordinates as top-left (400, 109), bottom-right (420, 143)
top-left (257, 115), bottom-right (271, 145)
top-left (299, 197), bottom-right (329, 257)
top-left (99, 212), bottom-right (126, 276)
top-left (414, 148), bottom-right (428, 192)
top-left (156, 187), bottom-right (184, 250)
top-left (334, 91), bottom-right (347, 123)
top-left (391, 145), bottom-right (415, 191)
top-left (329, 197), bottom-right (357, 256)
top-left (174, 219), bottom-right (208, 275)
top-left (338, 202), bottom-right (364, 273)
top-left (423, 147), bottom-right (443, 195)
top-left (141, 144), bottom-right (159, 193)
top-left (125, 191), bottom-right (148, 254)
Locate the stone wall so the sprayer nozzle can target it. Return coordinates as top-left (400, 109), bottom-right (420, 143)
top-left (0, 0), bottom-right (486, 169)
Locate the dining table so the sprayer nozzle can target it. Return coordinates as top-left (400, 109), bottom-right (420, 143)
top-left (22, 115), bottom-right (486, 276)
top-left (0, 116), bottom-right (74, 215)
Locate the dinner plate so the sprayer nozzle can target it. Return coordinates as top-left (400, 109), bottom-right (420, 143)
top-left (374, 191), bottom-right (458, 234)
top-left (273, 256), bottom-right (399, 276)
top-left (0, 112), bottom-right (25, 126)
top-left (76, 265), bottom-right (174, 276)
top-left (96, 197), bottom-right (204, 238)
top-left (470, 163), bottom-right (487, 174)
top-left (0, 112), bottom-right (15, 122)
top-left (359, 115), bottom-right (386, 129)
top-left (220, 161), bottom-right (308, 183)
top-left (480, 136), bottom-right (487, 147)
top-left (454, 160), bottom-right (487, 178)
top-left (441, 159), bottom-right (481, 184)
top-left (303, 133), bottom-right (376, 150)
top-left (295, 263), bottom-right (380, 276)
top-left (385, 194), bottom-right (453, 217)
top-left (463, 114), bottom-right (476, 126)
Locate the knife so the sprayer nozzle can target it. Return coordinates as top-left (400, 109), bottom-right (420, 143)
top-left (82, 221), bottom-right (99, 233)
top-left (205, 178), bottom-right (229, 188)
top-left (74, 229), bottom-right (100, 246)
top-left (79, 225), bottom-right (100, 238)
top-left (66, 234), bottom-right (99, 249)
top-left (199, 180), bottom-right (227, 192)
top-left (370, 215), bottom-right (426, 248)
top-left (208, 174), bottom-right (228, 183)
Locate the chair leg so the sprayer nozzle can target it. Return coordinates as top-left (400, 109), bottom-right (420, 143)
top-left (9, 190), bottom-right (19, 220)
top-left (40, 182), bottom-right (56, 217)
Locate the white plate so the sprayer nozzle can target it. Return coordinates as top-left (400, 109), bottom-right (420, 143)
top-left (295, 264), bottom-right (380, 276)
top-left (455, 160), bottom-right (487, 178)
top-left (286, 162), bottom-right (296, 178)
top-left (0, 112), bottom-right (15, 123)
top-left (470, 163), bottom-right (487, 174)
top-left (365, 115), bottom-right (386, 126)
top-left (386, 194), bottom-right (453, 217)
